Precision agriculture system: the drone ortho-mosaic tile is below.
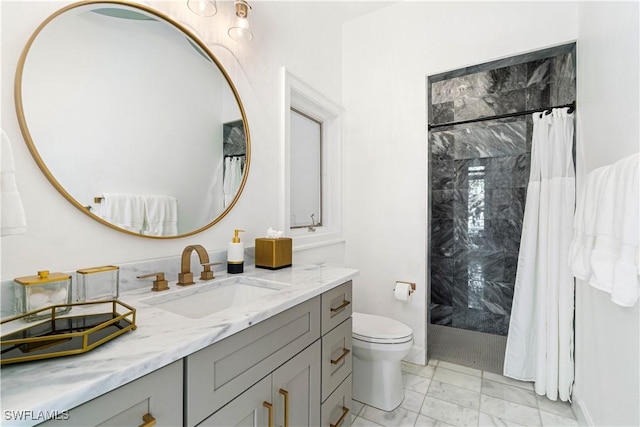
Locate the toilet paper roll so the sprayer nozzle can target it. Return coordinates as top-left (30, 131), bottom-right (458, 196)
top-left (394, 281), bottom-right (412, 301)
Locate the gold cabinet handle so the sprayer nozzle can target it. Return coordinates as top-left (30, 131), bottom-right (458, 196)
top-left (330, 406), bottom-right (349, 427)
top-left (330, 300), bottom-right (351, 313)
top-left (263, 401), bottom-right (274, 427)
top-left (330, 348), bottom-right (351, 365)
top-left (139, 413), bottom-right (156, 427)
top-left (279, 389), bottom-right (289, 427)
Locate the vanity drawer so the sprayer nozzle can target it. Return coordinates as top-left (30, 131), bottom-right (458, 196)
top-left (321, 374), bottom-right (352, 427)
top-left (321, 281), bottom-right (352, 335)
top-left (38, 360), bottom-right (182, 427)
top-left (321, 317), bottom-right (352, 402)
top-left (186, 296), bottom-right (321, 426)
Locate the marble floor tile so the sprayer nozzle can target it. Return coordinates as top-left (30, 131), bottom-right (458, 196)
top-left (360, 405), bottom-right (419, 427)
top-left (482, 371), bottom-right (534, 391)
top-left (402, 361), bottom-right (436, 379)
top-left (414, 414), bottom-right (441, 426)
top-left (539, 411), bottom-right (579, 426)
top-left (420, 396), bottom-right (479, 426)
top-left (353, 415), bottom-right (383, 426)
top-left (481, 379), bottom-right (537, 408)
top-left (402, 372), bottom-right (432, 394)
top-left (357, 360), bottom-right (583, 427)
top-left (535, 395), bottom-right (576, 419)
top-left (400, 389), bottom-right (426, 413)
top-left (478, 412), bottom-right (526, 426)
top-left (480, 395), bottom-right (541, 426)
top-left (438, 361), bottom-right (482, 377)
top-left (427, 380), bottom-right (481, 410)
top-left (352, 399), bottom-right (365, 416)
top-left (432, 367), bottom-right (482, 392)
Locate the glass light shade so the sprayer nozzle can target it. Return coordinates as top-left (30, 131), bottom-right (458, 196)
top-left (187, 0), bottom-right (217, 17)
top-left (228, 15), bottom-right (253, 41)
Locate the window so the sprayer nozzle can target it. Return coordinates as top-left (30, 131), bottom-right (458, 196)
top-left (290, 108), bottom-right (322, 229)
top-left (282, 69), bottom-right (344, 249)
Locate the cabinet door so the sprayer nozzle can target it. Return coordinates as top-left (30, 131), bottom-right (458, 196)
top-left (38, 361), bottom-right (182, 427)
top-left (199, 376), bottom-right (272, 427)
top-left (272, 341), bottom-right (321, 427)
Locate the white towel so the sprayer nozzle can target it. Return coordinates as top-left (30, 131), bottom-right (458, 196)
top-left (569, 153), bottom-right (640, 307)
top-left (98, 193), bottom-right (146, 233)
top-left (142, 195), bottom-right (178, 237)
top-left (1, 130), bottom-right (27, 236)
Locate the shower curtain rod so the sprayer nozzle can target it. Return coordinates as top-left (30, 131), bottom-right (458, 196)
top-left (427, 101), bottom-right (575, 130)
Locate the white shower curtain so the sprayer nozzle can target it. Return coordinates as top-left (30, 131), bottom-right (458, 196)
top-left (503, 108), bottom-right (575, 401)
top-left (223, 156), bottom-right (243, 208)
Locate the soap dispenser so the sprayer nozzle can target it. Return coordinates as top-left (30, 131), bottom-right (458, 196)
top-left (227, 229), bottom-right (245, 274)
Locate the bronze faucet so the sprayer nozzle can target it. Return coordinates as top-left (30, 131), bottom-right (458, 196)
top-left (177, 244), bottom-right (217, 286)
top-left (137, 272), bottom-right (169, 292)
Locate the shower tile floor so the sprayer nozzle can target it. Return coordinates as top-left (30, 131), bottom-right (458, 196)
top-left (351, 360), bottom-right (581, 426)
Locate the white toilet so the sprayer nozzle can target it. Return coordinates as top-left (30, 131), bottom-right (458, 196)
top-left (351, 312), bottom-right (413, 411)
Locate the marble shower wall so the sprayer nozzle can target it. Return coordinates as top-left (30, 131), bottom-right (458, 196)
top-left (428, 45), bottom-right (576, 336)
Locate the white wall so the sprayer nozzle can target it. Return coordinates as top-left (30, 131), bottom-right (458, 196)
top-left (573, 2), bottom-right (640, 426)
top-left (0, 0), bottom-right (348, 279)
top-left (342, 1), bottom-right (579, 364)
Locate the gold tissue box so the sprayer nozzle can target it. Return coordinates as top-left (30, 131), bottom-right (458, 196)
top-left (255, 238), bottom-right (292, 270)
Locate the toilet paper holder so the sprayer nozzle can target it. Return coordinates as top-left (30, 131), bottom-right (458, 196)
top-left (394, 281), bottom-right (416, 295)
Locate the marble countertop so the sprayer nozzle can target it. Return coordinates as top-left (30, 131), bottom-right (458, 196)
top-left (0, 264), bottom-right (358, 426)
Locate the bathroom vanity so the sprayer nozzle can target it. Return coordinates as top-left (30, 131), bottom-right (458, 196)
top-left (0, 265), bottom-right (357, 427)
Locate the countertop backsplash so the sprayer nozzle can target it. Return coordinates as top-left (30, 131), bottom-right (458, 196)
top-left (0, 247), bottom-right (255, 317)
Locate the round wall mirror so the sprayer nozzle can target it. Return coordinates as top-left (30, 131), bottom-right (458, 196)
top-left (15, 0), bottom-right (250, 238)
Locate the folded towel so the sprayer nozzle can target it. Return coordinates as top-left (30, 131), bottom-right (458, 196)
top-left (142, 195), bottom-right (178, 237)
top-left (98, 193), bottom-right (146, 233)
top-left (1, 129), bottom-right (27, 236)
top-left (569, 153), bottom-right (640, 307)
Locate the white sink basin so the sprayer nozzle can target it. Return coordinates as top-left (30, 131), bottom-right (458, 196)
top-left (140, 276), bottom-right (286, 319)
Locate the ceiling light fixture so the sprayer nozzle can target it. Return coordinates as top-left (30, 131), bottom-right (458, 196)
top-left (187, 0), bottom-right (217, 17)
top-left (228, 0), bottom-right (253, 42)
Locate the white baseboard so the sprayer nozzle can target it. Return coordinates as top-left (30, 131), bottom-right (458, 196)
top-left (572, 390), bottom-right (594, 426)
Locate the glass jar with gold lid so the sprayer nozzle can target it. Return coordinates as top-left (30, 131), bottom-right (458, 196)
top-left (14, 270), bottom-right (72, 321)
top-left (76, 265), bottom-right (119, 302)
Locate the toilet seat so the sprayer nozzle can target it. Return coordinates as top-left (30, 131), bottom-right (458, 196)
top-left (352, 312), bottom-right (413, 344)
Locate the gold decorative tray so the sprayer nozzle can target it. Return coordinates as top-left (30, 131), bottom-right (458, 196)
top-left (1, 300), bottom-right (136, 365)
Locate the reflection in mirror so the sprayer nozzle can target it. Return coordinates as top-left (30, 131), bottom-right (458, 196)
top-left (16, 1), bottom-right (250, 238)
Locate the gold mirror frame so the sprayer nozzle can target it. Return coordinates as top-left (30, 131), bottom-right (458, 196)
top-left (14, 0), bottom-right (251, 239)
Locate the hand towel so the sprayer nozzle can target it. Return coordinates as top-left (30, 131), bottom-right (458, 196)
top-left (98, 193), bottom-right (146, 233)
top-left (1, 129), bottom-right (27, 236)
top-left (142, 195), bottom-right (178, 237)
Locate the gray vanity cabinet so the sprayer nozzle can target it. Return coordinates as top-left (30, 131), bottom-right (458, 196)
top-left (38, 360), bottom-right (183, 427)
top-left (188, 280), bottom-right (353, 427)
top-left (185, 296), bottom-right (321, 426)
top-left (200, 341), bottom-right (321, 426)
